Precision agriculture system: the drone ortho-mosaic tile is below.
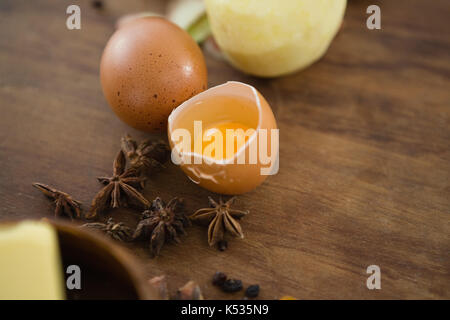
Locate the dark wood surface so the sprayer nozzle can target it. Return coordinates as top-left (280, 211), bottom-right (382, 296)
top-left (0, 0), bottom-right (449, 299)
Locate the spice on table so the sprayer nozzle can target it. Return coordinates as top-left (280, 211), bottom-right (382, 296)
top-left (87, 150), bottom-right (149, 218)
top-left (149, 275), bottom-right (169, 300)
top-left (245, 284), bottom-right (260, 298)
top-left (133, 197), bottom-right (190, 257)
top-left (80, 218), bottom-right (133, 242)
top-left (32, 183), bottom-right (82, 220)
top-left (212, 271), bottom-right (227, 287)
top-left (190, 196), bottom-right (248, 249)
top-left (218, 240), bottom-right (228, 251)
top-left (175, 280), bottom-right (204, 300)
top-left (121, 134), bottom-right (170, 187)
top-left (91, 0), bottom-right (103, 9)
top-left (222, 279), bottom-right (243, 293)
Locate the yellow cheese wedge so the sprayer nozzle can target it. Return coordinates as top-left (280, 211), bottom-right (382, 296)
top-left (0, 221), bottom-right (65, 300)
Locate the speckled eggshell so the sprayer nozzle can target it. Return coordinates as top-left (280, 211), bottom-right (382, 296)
top-left (100, 17), bottom-right (208, 132)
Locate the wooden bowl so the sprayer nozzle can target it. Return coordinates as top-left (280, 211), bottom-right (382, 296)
top-left (1, 220), bottom-right (159, 300)
top-left (52, 220), bottom-right (159, 300)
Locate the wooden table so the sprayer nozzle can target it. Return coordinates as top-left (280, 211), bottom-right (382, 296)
top-left (0, 0), bottom-right (449, 299)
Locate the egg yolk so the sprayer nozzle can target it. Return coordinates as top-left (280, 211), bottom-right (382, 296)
top-left (195, 121), bottom-right (254, 160)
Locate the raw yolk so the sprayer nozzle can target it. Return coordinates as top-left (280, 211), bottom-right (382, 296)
top-left (195, 121), bottom-right (254, 160)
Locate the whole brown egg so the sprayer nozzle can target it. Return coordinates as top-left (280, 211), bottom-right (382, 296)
top-left (100, 17), bottom-right (208, 132)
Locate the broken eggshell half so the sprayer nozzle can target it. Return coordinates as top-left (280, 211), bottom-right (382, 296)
top-left (167, 81), bottom-right (278, 195)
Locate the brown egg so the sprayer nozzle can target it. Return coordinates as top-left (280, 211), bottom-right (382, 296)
top-left (100, 17), bottom-right (208, 132)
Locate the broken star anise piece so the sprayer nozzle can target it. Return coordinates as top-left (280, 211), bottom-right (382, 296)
top-left (190, 197), bottom-right (249, 248)
top-left (32, 183), bottom-right (82, 220)
top-left (81, 218), bottom-right (133, 242)
top-left (133, 197), bottom-right (190, 257)
top-left (174, 280), bottom-right (204, 300)
top-left (87, 150), bottom-right (150, 218)
top-left (121, 134), bottom-right (170, 186)
top-left (149, 275), bottom-right (169, 300)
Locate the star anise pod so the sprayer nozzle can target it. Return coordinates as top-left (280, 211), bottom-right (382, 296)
top-left (133, 197), bottom-right (190, 257)
top-left (32, 183), bottom-right (82, 220)
top-left (190, 197), bottom-right (249, 248)
top-left (121, 134), bottom-right (170, 187)
top-left (80, 218), bottom-right (133, 242)
top-left (87, 150), bottom-right (150, 218)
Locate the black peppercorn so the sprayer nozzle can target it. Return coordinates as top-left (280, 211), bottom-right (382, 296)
top-left (91, 0), bottom-right (103, 9)
top-left (212, 272), bottom-right (227, 287)
top-left (245, 284), bottom-right (260, 298)
top-left (222, 279), bottom-right (243, 293)
top-left (218, 240), bottom-right (228, 251)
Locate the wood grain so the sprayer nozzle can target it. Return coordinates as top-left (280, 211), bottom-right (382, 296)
top-left (0, 0), bottom-right (449, 299)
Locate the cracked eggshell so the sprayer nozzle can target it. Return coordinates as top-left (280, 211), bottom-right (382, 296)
top-left (100, 17), bottom-right (208, 133)
top-left (168, 81), bottom-right (278, 195)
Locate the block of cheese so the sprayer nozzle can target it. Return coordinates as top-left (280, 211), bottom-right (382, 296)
top-left (0, 221), bottom-right (65, 300)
